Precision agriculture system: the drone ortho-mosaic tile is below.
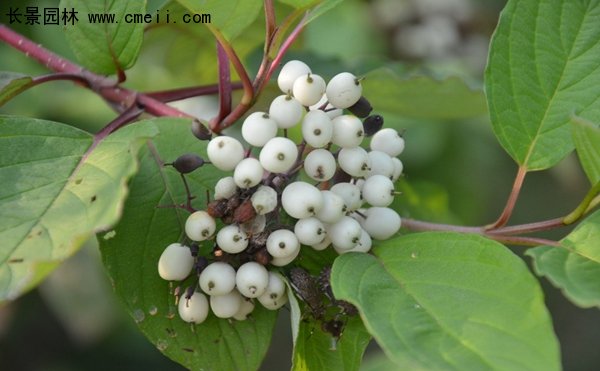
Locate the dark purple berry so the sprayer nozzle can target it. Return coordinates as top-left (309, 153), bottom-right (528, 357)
top-left (363, 114), bottom-right (384, 136)
top-left (347, 96), bottom-right (372, 118)
top-left (172, 153), bottom-right (205, 174)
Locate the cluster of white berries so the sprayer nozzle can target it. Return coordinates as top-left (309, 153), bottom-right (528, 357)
top-left (158, 60), bottom-right (405, 325)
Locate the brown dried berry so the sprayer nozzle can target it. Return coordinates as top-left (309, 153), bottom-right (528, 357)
top-left (233, 199), bottom-right (256, 224)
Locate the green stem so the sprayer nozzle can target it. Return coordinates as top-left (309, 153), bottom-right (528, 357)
top-left (563, 181), bottom-right (600, 224)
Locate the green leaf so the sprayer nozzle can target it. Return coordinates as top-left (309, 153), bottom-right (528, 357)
top-left (485, 0), bottom-right (600, 170)
top-left (0, 72), bottom-right (33, 106)
top-left (571, 115), bottom-right (600, 184)
top-left (176, 0), bottom-right (263, 41)
top-left (527, 210), bottom-right (600, 308)
top-left (306, 0), bottom-right (345, 23)
top-left (331, 232), bottom-right (561, 371)
top-left (392, 178), bottom-right (459, 224)
top-left (292, 316), bottom-right (370, 371)
top-left (99, 119), bottom-right (276, 370)
top-left (0, 116), bottom-right (157, 302)
top-left (362, 69), bottom-right (487, 120)
top-left (60, 0), bottom-right (146, 74)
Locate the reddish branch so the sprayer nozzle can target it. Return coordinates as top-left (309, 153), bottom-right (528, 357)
top-left (0, 24), bottom-right (210, 138)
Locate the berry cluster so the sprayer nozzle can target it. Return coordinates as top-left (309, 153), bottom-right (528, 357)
top-left (158, 60), bottom-right (405, 325)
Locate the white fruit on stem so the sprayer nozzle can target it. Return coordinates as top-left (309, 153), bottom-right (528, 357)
top-left (214, 176), bottom-right (237, 200)
top-left (281, 181), bottom-right (324, 219)
top-left (331, 115), bottom-right (364, 148)
top-left (210, 289), bottom-right (243, 318)
top-left (269, 95), bottom-right (304, 129)
top-left (278, 60), bottom-right (311, 93)
top-left (216, 225), bottom-right (248, 254)
top-left (199, 262), bottom-right (237, 295)
top-left (326, 72), bottom-right (362, 109)
top-left (242, 112), bottom-right (278, 147)
top-left (258, 272), bottom-right (288, 310)
top-left (233, 298), bottom-right (255, 320)
top-left (360, 207), bottom-right (401, 240)
top-left (370, 128), bottom-right (405, 157)
top-left (185, 211), bottom-right (216, 241)
top-left (236, 262), bottom-right (270, 298)
top-left (251, 185), bottom-right (278, 215)
top-left (337, 146), bottom-right (371, 178)
top-left (303, 149), bottom-right (336, 181)
top-left (316, 190), bottom-right (346, 224)
top-left (266, 229), bottom-right (300, 258)
top-left (301, 110), bottom-right (334, 148)
top-left (233, 158), bottom-right (264, 189)
top-left (158, 243), bottom-right (194, 281)
top-left (330, 182), bottom-right (363, 211)
top-left (362, 174), bottom-right (395, 207)
top-left (294, 217), bottom-right (327, 246)
top-left (207, 136), bottom-right (244, 171)
top-left (292, 73), bottom-right (326, 106)
top-left (367, 150), bottom-right (395, 179)
top-left (259, 137), bottom-right (298, 173)
top-left (327, 216), bottom-right (363, 250)
top-left (178, 291), bottom-right (209, 324)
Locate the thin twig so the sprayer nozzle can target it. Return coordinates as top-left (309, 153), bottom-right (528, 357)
top-left (486, 165), bottom-right (527, 229)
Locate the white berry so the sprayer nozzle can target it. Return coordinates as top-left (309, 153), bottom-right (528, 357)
top-left (216, 225), bottom-right (248, 254)
top-left (185, 211), bottom-right (216, 241)
top-left (326, 72), bottom-right (362, 109)
top-left (370, 128), bottom-right (405, 157)
top-left (278, 60), bottom-right (311, 93)
top-left (269, 95), bottom-right (303, 129)
top-left (251, 185), bottom-right (278, 215)
top-left (258, 272), bottom-right (288, 310)
top-left (337, 147), bottom-right (371, 178)
top-left (178, 291), bottom-right (209, 324)
top-left (266, 229), bottom-right (300, 258)
top-left (304, 149), bottom-right (336, 181)
top-left (360, 207), bottom-right (401, 240)
top-left (316, 190), bottom-right (346, 224)
top-left (330, 182), bottom-right (363, 211)
top-left (214, 176), bottom-right (237, 200)
top-left (259, 137), bottom-right (298, 173)
top-left (158, 243), bottom-right (194, 281)
top-left (334, 228), bottom-right (371, 254)
top-left (207, 136), bottom-right (244, 171)
top-left (210, 289), bottom-right (243, 318)
top-left (294, 217), bottom-right (327, 246)
top-left (301, 110), bottom-right (333, 148)
top-left (311, 235), bottom-right (331, 251)
top-left (270, 247), bottom-right (300, 266)
top-left (233, 298), bottom-right (255, 321)
top-left (236, 262), bottom-right (270, 298)
top-left (332, 115), bottom-right (364, 148)
top-left (391, 158), bottom-right (404, 181)
top-left (281, 181), bottom-right (324, 219)
top-left (367, 150), bottom-right (395, 179)
top-left (327, 216), bottom-right (363, 250)
top-left (199, 262), bottom-right (236, 295)
top-left (242, 112), bottom-right (278, 147)
top-left (233, 158), bottom-right (264, 189)
top-left (362, 175), bottom-right (395, 207)
top-left (293, 73), bottom-right (326, 106)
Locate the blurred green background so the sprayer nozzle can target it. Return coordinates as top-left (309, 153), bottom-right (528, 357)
top-left (1, 0), bottom-right (599, 370)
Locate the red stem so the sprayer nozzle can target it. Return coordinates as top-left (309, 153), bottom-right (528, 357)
top-left (145, 83), bottom-right (243, 103)
top-left (0, 24), bottom-right (210, 138)
top-left (215, 41), bottom-right (232, 126)
top-left (487, 165), bottom-right (527, 229)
